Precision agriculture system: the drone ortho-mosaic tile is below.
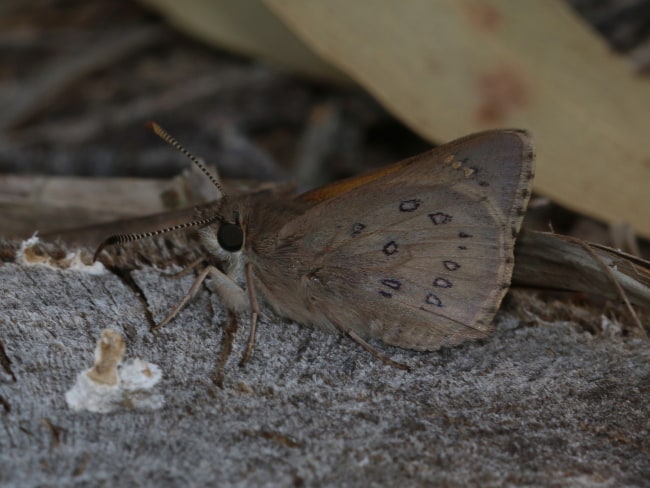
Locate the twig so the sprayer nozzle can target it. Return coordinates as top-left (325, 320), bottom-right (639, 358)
top-left (573, 236), bottom-right (647, 339)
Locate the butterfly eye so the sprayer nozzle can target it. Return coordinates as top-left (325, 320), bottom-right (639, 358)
top-left (217, 223), bottom-right (244, 252)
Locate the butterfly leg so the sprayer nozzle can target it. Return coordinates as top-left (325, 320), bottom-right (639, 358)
top-left (344, 329), bottom-right (411, 371)
top-left (213, 309), bottom-right (238, 387)
top-left (152, 265), bottom-right (248, 331)
top-left (239, 262), bottom-right (260, 367)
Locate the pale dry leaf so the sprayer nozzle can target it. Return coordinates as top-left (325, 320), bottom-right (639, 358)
top-left (263, 0), bottom-right (650, 238)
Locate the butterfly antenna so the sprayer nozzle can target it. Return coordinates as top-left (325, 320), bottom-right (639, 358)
top-left (146, 121), bottom-right (228, 201)
top-left (93, 214), bottom-right (220, 262)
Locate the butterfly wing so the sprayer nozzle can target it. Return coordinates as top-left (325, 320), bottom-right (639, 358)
top-left (267, 130), bottom-right (534, 350)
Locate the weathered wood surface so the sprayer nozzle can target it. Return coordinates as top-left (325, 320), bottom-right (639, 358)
top-left (1, 239), bottom-right (649, 487)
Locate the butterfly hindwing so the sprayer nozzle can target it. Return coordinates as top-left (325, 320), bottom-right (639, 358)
top-left (271, 130), bottom-right (534, 350)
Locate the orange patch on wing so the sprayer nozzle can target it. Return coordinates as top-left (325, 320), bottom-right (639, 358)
top-left (297, 159), bottom-right (412, 204)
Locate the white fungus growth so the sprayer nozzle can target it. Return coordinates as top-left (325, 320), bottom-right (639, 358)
top-left (17, 234), bottom-right (105, 275)
top-left (65, 329), bottom-right (164, 413)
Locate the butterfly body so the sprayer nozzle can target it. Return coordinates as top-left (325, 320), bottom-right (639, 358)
top-left (198, 129), bottom-right (534, 351)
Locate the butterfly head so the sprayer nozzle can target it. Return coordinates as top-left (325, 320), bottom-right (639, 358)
top-left (196, 200), bottom-right (248, 277)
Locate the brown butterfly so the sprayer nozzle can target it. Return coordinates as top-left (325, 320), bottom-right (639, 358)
top-left (95, 124), bottom-right (534, 369)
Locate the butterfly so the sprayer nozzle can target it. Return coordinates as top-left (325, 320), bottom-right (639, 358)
top-left (95, 124), bottom-right (535, 369)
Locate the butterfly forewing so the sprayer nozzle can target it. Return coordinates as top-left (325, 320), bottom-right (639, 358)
top-left (268, 130), bottom-right (534, 350)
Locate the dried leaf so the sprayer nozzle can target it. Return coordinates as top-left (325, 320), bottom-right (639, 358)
top-left (264, 0), bottom-right (650, 237)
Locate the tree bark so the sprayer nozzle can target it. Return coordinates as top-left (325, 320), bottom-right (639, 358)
top-left (1, 238), bottom-right (649, 486)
